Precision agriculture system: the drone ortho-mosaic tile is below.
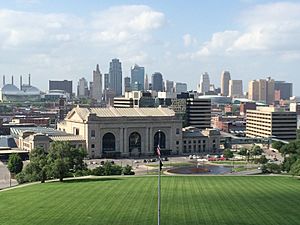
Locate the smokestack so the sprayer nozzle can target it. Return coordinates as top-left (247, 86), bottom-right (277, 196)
top-left (28, 73), bottom-right (31, 86)
top-left (20, 75), bottom-right (23, 90)
top-left (3, 75), bottom-right (5, 86)
top-left (11, 75), bottom-right (14, 85)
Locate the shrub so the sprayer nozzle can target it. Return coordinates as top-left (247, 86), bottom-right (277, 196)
top-left (123, 165), bottom-right (135, 175)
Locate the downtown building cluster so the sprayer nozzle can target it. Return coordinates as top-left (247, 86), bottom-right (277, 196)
top-left (0, 62), bottom-right (298, 159)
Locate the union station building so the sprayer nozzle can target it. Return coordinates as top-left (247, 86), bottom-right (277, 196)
top-left (57, 106), bottom-right (183, 158)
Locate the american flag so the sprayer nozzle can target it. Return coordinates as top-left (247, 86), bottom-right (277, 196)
top-left (156, 145), bottom-right (161, 157)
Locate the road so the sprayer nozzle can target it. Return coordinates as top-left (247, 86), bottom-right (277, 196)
top-left (0, 161), bottom-right (18, 189)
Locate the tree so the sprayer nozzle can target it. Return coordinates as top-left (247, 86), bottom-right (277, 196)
top-left (282, 154), bottom-right (298, 172)
top-left (7, 154), bottom-right (23, 174)
top-left (92, 166), bottom-right (105, 176)
top-left (266, 163), bottom-right (281, 174)
top-left (28, 147), bottom-right (48, 183)
top-left (123, 165), bottom-right (135, 175)
top-left (272, 141), bottom-right (284, 150)
top-left (251, 145), bottom-right (263, 158)
top-left (47, 141), bottom-right (87, 182)
top-left (239, 148), bottom-right (248, 157)
top-left (223, 149), bottom-right (234, 160)
top-left (258, 155), bottom-right (268, 164)
top-left (290, 159), bottom-right (300, 176)
top-left (261, 163), bottom-right (281, 174)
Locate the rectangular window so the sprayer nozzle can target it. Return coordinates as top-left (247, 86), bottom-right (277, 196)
top-left (176, 128), bottom-right (180, 135)
top-left (91, 144), bottom-right (95, 149)
top-left (176, 141), bottom-right (179, 145)
top-left (74, 128), bottom-right (79, 135)
top-left (91, 130), bottom-right (95, 138)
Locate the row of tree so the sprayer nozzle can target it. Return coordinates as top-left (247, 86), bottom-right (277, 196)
top-left (7, 141), bottom-right (134, 184)
top-left (272, 140), bottom-right (300, 176)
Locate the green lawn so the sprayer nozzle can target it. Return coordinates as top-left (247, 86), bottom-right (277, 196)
top-left (1, 176), bottom-right (300, 225)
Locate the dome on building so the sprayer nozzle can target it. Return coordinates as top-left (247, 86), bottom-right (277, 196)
top-left (1, 84), bottom-right (21, 95)
top-left (22, 85), bottom-right (40, 95)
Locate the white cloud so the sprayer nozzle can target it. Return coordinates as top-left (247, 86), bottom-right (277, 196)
top-left (180, 2), bottom-right (300, 60)
top-left (182, 33), bottom-right (197, 47)
top-left (0, 9), bottom-right (82, 49)
top-left (0, 5), bottom-right (166, 89)
top-left (89, 5), bottom-right (165, 44)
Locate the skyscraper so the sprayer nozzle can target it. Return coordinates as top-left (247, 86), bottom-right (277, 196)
top-left (49, 80), bottom-right (72, 95)
top-left (248, 77), bottom-right (275, 104)
top-left (104, 73), bottom-right (109, 90)
top-left (144, 74), bottom-right (149, 90)
top-left (92, 64), bottom-right (103, 102)
top-left (164, 80), bottom-right (174, 93)
top-left (124, 76), bottom-right (131, 92)
top-left (274, 81), bottom-right (292, 100)
top-left (198, 72), bottom-right (210, 94)
top-left (151, 72), bottom-right (163, 92)
top-left (248, 80), bottom-right (259, 101)
top-left (229, 80), bottom-right (243, 98)
top-left (131, 64), bottom-right (145, 91)
top-left (109, 58), bottom-right (122, 96)
top-left (77, 77), bottom-right (88, 98)
top-left (221, 71), bottom-right (231, 96)
top-left (175, 82), bottom-right (187, 94)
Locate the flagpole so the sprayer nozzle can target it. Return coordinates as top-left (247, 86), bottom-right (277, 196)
top-left (158, 130), bottom-right (161, 225)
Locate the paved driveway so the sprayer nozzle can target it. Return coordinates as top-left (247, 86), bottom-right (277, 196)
top-left (0, 161), bottom-right (17, 189)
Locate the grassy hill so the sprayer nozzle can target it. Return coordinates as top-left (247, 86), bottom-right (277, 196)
top-left (0, 176), bottom-right (300, 225)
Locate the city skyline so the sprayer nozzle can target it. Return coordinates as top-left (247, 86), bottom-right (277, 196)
top-left (0, 1), bottom-right (299, 94)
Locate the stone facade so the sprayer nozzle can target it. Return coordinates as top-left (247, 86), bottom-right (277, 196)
top-left (58, 107), bottom-right (182, 158)
top-left (182, 127), bottom-right (221, 155)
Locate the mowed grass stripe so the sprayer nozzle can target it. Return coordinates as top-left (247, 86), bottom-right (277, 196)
top-left (1, 176), bottom-right (300, 225)
top-left (259, 177), bottom-right (300, 224)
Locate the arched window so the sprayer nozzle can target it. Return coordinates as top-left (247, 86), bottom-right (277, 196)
top-left (154, 131), bottom-right (166, 150)
top-left (102, 133), bottom-right (115, 152)
top-left (129, 132), bottom-right (141, 154)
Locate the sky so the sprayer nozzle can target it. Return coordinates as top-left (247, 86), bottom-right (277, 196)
top-left (0, 0), bottom-right (299, 94)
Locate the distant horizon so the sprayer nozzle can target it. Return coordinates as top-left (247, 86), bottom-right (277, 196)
top-left (0, 1), bottom-right (299, 94)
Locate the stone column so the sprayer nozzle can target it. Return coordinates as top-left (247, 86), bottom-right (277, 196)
top-left (124, 127), bottom-right (128, 156)
top-left (149, 127), bottom-right (153, 153)
top-left (119, 127), bottom-right (123, 155)
top-left (145, 126), bottom-right (149, 155)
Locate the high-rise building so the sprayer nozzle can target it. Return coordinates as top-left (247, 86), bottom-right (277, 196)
top-left (77, 77), bottom-right (88, 98)
top-left (144, 74), bottom-right (149, 90)
top-left (221, 71), bottom-right (231, 96)
top-left (229, 80), bottom-right (243, 98)
top-left (104, 73), bottom-right (109, 90)
top-left (49, 80), bottom-right (72, 95)
top-left (124, 77), bottom-right (131, 92)
top-left (175, 82), bottom-right (187, 94)
top-left (164, 80), bottom-right (174, 93)
top-left (248, 77), bottom-right (275, 104)
top-left (109, 58), bottom-right (122, 96)
top-left (198, 72), bottom-right (210, 94)
top-left (246, 107), bottom-right (297, 140)
top-left (266, 77), bottom-right (275, 105)
top-left (151, 72), bottom-right (163, 92)
top-left (186, 98), bottom-right (212, 129)
top-left (274, 81), bottom-right (293, 100)
top-left (248, 80), bottom-right (259, 101)
top-left (91, 64), bottom-right (102, 102)
top-left (131, 64), bottom-right (145, 91)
